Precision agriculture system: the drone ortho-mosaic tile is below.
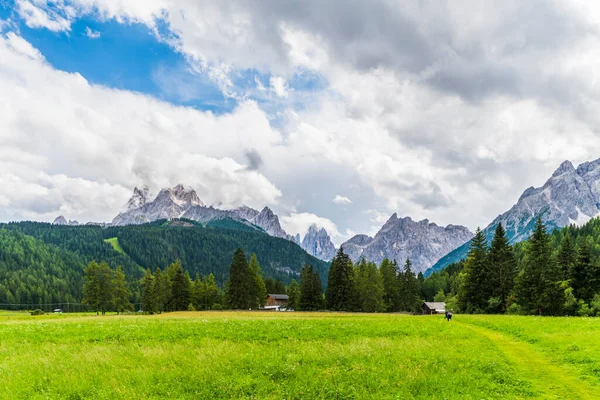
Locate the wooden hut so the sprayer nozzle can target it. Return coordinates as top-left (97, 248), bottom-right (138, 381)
top-left (422, 302), bottom-right (446, 315)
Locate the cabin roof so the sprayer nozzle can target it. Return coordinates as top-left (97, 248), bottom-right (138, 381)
top-left (267, 294), bottom-right (289, 300)
top-left (423, 302), bottom-right (446, 310)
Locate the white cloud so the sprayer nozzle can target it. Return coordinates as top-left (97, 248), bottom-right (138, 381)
top-left (84, 26), bottom-right (101, 39)
top-left (0, 34), bottom-right (283, 222)
top-left (269, 76), bottom-right (288, 98)
top-left (16, 0), bottom-right (72, 32)
top-left (332, 195), bottom-right (352, 205)
top-left (6, 1), bottom-right (600, 237)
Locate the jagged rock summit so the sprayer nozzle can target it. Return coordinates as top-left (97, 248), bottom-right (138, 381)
top-left (112, 184), bottom-right (204, 226)
top-left (341, 213), bottom-right (473, 273)
top-left (431, 157), bottom-right (600, 273)
top-left (111, 185), bottom-right (296, 242)
top-left (300, 224), bottom-right (337, 261)
top-left (52, 216), bottom-right (79, 226)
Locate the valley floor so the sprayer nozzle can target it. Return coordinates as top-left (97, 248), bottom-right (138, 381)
top-left (0, 312), bottom-right (599, 399)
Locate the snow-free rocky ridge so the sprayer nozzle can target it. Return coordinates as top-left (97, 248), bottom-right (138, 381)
top-left (430, 158), bottom-right (600, 273)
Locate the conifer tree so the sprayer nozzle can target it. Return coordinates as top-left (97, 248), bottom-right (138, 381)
top-left (571, 239), bottom-right (594, 303)
top-left (399, 259), bottom-right (421, 312)
top-left (458, 228), bottom-right (490, 313)
top-left (249, 254), bottom-right (267, 309)
top-left (287, 279), bottom-right (300, 310)
top-left (488, 223), bottom-right (517, 313)
top-left (83, 261), bottom-right (115, 315)
top-left (558, 233), bottom-right (576, 280)
top-left (355, 258), bottom-right (385, 312)
top-left (516, 217), bottom-right (564, 315)
top-left (83, 261), bottom-right (101, 314)
top-left (299, 265), bottom-right (323, 310)
top-left (326, 247), bottom-right (357, 311)
top-left (112, 266), bottom-right (132, 314)
top-left (153, 268), bottom-right (170, 313)
top-left (168, 261), bottom-right (191, 311)
top-left (380, 258), bottom-right (400, 312)
top-left (226, 248), bottom-right (252, 309)
top-left (140, 268), bottom-right (157, 314)
top-left (203, 273), bottom-right (220, 310)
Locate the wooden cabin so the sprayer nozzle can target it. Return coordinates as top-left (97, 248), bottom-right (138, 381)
top-left (266, 294), bottom-right (289, 307)
top-left (422, 302), bottom-right (446, 315)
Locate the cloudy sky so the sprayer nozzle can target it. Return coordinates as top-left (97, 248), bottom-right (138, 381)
top-left (2, 0), bottom-right (600, 245)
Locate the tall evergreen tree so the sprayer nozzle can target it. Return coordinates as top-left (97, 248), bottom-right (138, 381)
top-left (226, 248), bottom-right (253, 309)
top-left (167, 261), bottom-right (191, 311)
top-left (82, 261), bottom-right (114, 315)
top-left (299, 265), bottom-right (323, 311)
top-left (571, 239), bottom-right (595, 303)
top-left (112, 266), bottom-right (132, 314)
top-left (249, 254), bottom-right (267, 309)
top-left (203, 273), bottom-right (220, 310)
top-left (287, 279), bottom-right (300, 310)
top-left (516, 217), bottom-right (564, 315)
top-left (458, 228), bottom-right (490, 313)
top-left (488, 223), bottom-right (517, 313)
top-left (380, 258), bottom-right (400, 312)
top-left (326, 247), bottom-right (357, 311)
top-left (399, 259), bottom-right (421, 312)
top-left (153, 268), bottom-right (170, 313)
top-left (557, 233), bottom-right (577, 280)
top-left (140, 268), bottom-right (157, 314)
top-left (355, 258), bottom-right (385, 312)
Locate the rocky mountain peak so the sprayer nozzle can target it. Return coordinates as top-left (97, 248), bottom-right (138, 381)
top-left (342, 214), bottom-right (473, 273)
top-left (127, 186), bottom-right (149, 210)
top-left (53, 216), bottom-right (68, 225)
top-left (551, 160), bottom-right (576, 178)
top-left (431, 157), bottom-right (600, 274)
top-left (300, 224), bottom-right (336, 261)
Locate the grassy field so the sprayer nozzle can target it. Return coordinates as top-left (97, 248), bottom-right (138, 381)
top-left (103, 237), bottom-right (125, 255)
top-left (0, 312), bottom-right (599, 399)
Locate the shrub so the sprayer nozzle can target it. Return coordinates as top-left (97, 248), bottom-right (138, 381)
top-left (30, 309), bottom-right (45, 316)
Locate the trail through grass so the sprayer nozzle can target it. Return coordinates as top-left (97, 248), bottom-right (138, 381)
top-left (458, 319), bottom-right (598, 399)
top-left (104, 237), bottom-right (125, 255)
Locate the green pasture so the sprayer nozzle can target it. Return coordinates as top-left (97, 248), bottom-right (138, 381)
top-left (0, 312), bottom-right (598, 399)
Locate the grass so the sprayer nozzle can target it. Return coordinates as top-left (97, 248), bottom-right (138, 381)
top-left (0, 312), bottom-right (598, 399)
top-left (104, 237), bottom-right (125, 255)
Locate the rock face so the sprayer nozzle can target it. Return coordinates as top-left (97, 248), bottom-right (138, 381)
top-left (126, 186), bottom-right (149, 210)
top-left (112, 184), bottom-right (204, 226)
top-left (300, 224), bottom-right (337, 261)
top-left (112, 185), bottom-right (295, 241)
top-left (341, 214), bottom-right (473, 273)
top-left (341, 234), bottom-right (374, 261)
top-left (431, 158), bottom-right (600, 273)
top-left (52, 216), bottom-right (68, 225)
top-left (52, 216), bottom-right (79, 226)
top-left (250, 207), bottom-right (295, 241)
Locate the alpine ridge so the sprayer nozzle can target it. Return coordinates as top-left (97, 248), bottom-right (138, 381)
top-left (430, 157), bottom-right (600, 273)
top-left (111, 185), bottom-right (297, 242)
top-left (341, 213), bottom-right (473, 273)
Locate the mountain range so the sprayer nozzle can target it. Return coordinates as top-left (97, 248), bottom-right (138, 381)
top-left (50, 157), bottom-right (600, 275)
top-left (429, 158), bottom-right (600, 273)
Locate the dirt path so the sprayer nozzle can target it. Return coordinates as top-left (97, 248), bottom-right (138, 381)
top-left (458, 321), bottom-right (598, 399)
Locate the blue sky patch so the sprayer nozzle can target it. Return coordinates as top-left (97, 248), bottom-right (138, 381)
top-left (1, 1), bottom-right (329, 117)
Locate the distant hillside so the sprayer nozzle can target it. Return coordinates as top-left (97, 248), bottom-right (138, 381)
top-left (0, 220), bottom-right (329, 305)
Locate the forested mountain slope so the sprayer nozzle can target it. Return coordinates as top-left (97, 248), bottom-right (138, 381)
top-left (0, 219), bottom-right (329, 305)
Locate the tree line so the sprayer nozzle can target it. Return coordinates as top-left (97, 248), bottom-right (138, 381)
top-left (425, 217), bottom-right (600, 316)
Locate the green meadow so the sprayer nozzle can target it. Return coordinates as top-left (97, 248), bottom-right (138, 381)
top-left (0, 312), bottom-right (599, 399)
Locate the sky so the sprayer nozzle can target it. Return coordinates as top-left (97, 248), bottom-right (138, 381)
top-left (2, 1), bottom-right (600, 245)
